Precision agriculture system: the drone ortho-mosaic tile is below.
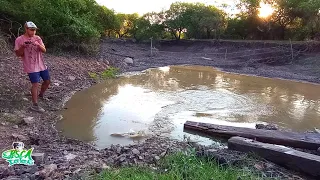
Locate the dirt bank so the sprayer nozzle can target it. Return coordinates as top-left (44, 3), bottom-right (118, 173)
top-left (1, 39), bottom-right (319, 179)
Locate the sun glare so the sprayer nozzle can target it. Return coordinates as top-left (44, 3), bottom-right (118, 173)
top-left (258, 2), bottom-right (274, 18)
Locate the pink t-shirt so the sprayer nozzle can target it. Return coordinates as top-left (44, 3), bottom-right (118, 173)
top-left (14, 35), bottom-right (47, 73)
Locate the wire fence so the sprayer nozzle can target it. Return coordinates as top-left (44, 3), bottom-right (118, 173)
top-left (148, 39), bottom-right (301, 66)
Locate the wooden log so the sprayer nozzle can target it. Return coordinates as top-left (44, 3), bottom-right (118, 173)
top-left (228, 136), bottom-right (320, 178)
top-left (184, 121), bottom-right (320, 150)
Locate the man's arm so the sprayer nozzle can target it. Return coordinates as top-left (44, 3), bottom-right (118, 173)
top-left (15, 46), bottom-right (25, 57)
top-left (37, 43), bottom-right (46, 53)
top-left (34, 37), bottom-right (46, 53)
top-left (14, 37), bottom-right (25, 57)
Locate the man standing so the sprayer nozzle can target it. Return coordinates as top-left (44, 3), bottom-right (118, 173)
top-left (14, 21), bottom-right (50, 112)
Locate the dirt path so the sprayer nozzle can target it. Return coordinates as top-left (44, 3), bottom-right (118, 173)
top-left (0, 39), bottom-right (319, 179)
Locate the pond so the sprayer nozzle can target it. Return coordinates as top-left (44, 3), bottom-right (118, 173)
top-left (56, 66), bottom-right (320, 149)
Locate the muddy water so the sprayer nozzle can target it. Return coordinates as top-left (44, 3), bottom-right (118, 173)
top-left (57, 66), bottom-right (320, 149)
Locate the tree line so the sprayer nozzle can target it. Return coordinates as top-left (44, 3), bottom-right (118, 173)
top-left (0, 0), bottom-right (319, 48)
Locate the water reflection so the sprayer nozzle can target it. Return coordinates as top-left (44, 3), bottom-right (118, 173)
top-left (57, 65), bottom-right (320, 148)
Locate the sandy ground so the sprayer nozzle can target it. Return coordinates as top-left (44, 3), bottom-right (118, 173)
top-left (0, 39), bottom-right (319, 179)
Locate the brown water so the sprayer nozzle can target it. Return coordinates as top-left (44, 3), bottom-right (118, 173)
top-left (57, 66), bottom-right (320, 149)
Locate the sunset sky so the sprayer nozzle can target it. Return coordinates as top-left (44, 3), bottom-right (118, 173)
top-left (95, 0), bottom-right (240, 15)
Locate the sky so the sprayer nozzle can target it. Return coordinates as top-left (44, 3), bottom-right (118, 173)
top-left (95, 0), bottom-right (240, 15)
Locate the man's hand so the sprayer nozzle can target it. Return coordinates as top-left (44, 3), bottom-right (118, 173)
top-left (34, 41), bottom-right (46, 53)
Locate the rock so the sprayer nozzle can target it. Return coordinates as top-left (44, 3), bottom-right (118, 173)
top-left (25, 166), bottom-right (39, 174)
top-left (63, 150), bottom-right (68, 155)
top-left (31, 153), bottom-right (45, 165)
top-left (317, 147), bottom-right (320, 155)
top-left (254, 163), bottom-right (264, 171)
top-left (124, 57), bottom-right (134, 64)
top-left (160, 152), bottom-right (167, 157)
top-left (53, 80), bottom-right (63, 84)
top-left (73, 168), bottom-right (81, 174)
top-left (203, 149), bottom-right (218, 156)
top-left (154, 156), bottom-right (160, 161)
top-left (132, 148), bottom-right (140, 155)
top-left (23, 98), bottom-right (28, 101)
top-left (65, 153), bottom-right (77, 161)
top-left (121, 161), bottom-right (129, 166)
top-left (12, 133), bottom-right (28, 141)
top-left (0, 165), bottom-right (15, 177)
top-left (1, 122), bottom-right (6, 126)
top-left (102, 164), bottom-right (110, 170)
top-left (68, 76), bottom-right (76, 81)
top-left (116, 147), bottom-right (122, 154)
top-left (53, 83), bottom-right (60, 87)
top-left (5, 177), bottom-right (21, 180)
top-left (88, 151), bottom-right (100, 155)
top-left (15, 169), bottom-right (25, 176)
top-left (22, 117), bottom-right (34, 125)
top-left (255, 123), bottom-right (278, 130)
top-left (13, 125), bottom-right (18, 129)
top-left (119, 156), bottom-right (126, 162)
top-left (63, 171), bottom-right (72, 174)
top-left (138, 156), bottom-right (144, 160)
top-left (29, 174), bottom-right (36, 180)
top-left (39, 164), bottom-right (57, 177)
top-left (133, 158), bottom-right (138, 164)
top-left (106, 158), bottom-right (114, 164)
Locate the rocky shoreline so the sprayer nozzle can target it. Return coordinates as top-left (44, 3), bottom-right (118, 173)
top-left (1, 39), bottom-right (319, 179)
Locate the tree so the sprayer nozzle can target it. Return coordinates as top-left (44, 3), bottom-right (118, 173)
top-left (112, 13), bottom-right (139, 38)
top-left (160, 2), bottom-right (190, 40)
top-left (130, 15), bottom-right (165, 42)
top-left (183, 3), bottom-right (226, 39)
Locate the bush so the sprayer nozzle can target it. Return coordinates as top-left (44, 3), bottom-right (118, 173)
top-left (0, 0), bottom-right (116, 53)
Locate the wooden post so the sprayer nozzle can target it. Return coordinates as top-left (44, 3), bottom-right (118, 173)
top-left (290, 38), bottom-right (293, 60)
top-left (150, 37), bottom-right (153, 56)
top-left (225, 49), bottom-right (227, 60)
top-left (228, 136), bottom-right (320, 178)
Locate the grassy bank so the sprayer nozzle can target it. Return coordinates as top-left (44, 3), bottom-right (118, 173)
top-left (93, 150), bottom-right (259, 180)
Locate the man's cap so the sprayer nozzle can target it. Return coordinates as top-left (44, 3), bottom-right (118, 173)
top-left (25, 21), bottom-right (38, 29)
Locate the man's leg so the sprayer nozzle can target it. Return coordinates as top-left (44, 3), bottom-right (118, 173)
top-left (31, 82), bottom-right (40, 105)
top-left (39, 69), bottom-right (50, 98)
top-left (28, 72), bottom-right (45, 112)
top-left (39, 80), bottom-right (50, 97)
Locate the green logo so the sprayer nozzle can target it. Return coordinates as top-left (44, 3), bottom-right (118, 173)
top-left (1, 142), bottom-right (34, 166)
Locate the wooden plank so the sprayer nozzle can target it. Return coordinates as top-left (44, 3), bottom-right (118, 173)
top-left (184, 121), bottom-right (320, 150)
top-left (228, 136), bottom-right (320, 178)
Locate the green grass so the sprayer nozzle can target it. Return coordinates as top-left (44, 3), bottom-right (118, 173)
top-left (88, 67), bottom-right (119, 80)
top-left (101, 67), bottom-right (119, 79)
top-left (93, 150), bottom-right (259, 180)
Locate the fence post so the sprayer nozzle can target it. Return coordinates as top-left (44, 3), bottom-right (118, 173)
top-left (225, 49), bottom-right (227, 60)
top-left (150, 37), bottom-right (153, 56)
top-left (290, 39), bottom-right (293, 60)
